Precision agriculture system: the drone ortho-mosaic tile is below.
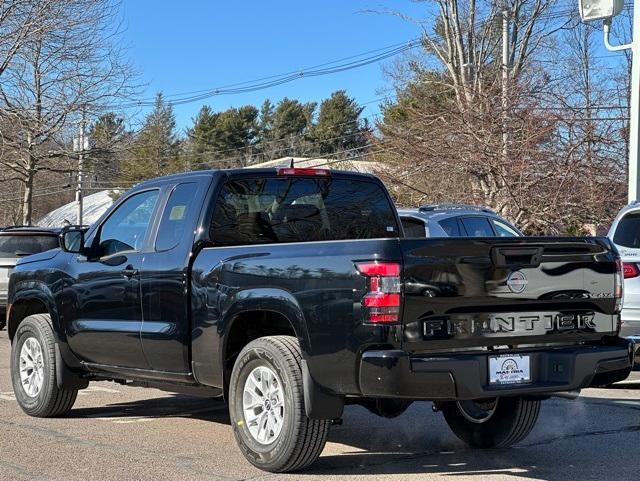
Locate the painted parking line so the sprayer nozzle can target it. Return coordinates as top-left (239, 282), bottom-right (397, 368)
top-left (0, 385), bottom-right (120, 402)
top-left (77, 385), bottom-right (121, 395)
top-left (0, 391), bottom-right (15, 401)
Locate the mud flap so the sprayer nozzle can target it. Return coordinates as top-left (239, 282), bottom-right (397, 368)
top-left (301, 359), bottom-right (344, 419)
top-left (55, 343), bottom-right (89, 390)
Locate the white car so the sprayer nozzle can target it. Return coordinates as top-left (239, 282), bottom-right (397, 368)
top-left (608, 202), bottom-right (640, 346)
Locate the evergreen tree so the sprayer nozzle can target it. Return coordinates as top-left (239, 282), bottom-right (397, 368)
top-left (187, 104), bottom-right (258, 168)
top-left (313, 90), bottom-right (368, 155)
top-left (257, 100), bottom-right (275, 143)
top-left (187, 105), bottom-right (217, 169)
top-left (270, 98), bottom-right (316, 157)
top-left (120, 93), bottom-right (179, 183)
top-left (88, 112), bottom-right (128, 182)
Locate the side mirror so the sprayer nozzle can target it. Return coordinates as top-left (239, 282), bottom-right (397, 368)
top-left (60, 229), bottom-right (85, 254)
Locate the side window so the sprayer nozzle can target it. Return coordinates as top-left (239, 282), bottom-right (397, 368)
top-left (613, 212), bottom-right (640, 248)
top-left (439, 217), bottom-right (461, 237)
top-left (155, 183), bottom-right (196, 252)
top-left (98, 190), bottom-right (159, 257)
top-left (460, 216), bottom-right (494, 237)
top-left (401, 217), bottom-right (427, 238)
top-left (492, 219), bottom-right (520, 237)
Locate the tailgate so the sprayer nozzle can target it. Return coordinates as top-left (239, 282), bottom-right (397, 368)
top-left (400, 237), bottom-right (620, 353)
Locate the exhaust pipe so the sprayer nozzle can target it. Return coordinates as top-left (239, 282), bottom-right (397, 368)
top-left (552, 390), bottom-right (581, 400)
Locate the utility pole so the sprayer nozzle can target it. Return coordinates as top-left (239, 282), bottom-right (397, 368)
top-left (501, 7), bottom-right (510, 164)
top-left (73, 112), bottom-right (87, 225)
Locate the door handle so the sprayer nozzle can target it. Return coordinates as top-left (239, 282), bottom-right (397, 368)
top-left (121, 265), bottom-right (139, 278)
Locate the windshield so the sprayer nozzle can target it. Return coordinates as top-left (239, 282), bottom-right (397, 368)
top-left (0, 234), bottom-right (59, 258)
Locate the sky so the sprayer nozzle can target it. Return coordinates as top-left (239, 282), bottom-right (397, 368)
top-left (120, 1), bottom-right (428, 132)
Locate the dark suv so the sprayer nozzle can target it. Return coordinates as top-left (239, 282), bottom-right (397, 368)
top-left (0, 227), bottom-right (61, 322)
top-left (398, 204), bottom-right (522, 238)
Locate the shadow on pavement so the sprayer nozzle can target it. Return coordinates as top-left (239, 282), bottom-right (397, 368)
top-left (68, 393), bottom-right (231, 424)
top-left (65, 391), bottom-right (640, 479)
top-left (307, 394), bottom-right (640, 478)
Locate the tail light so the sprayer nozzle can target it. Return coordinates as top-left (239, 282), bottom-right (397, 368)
top-left (355, 261), bottom-right (401, 323)
top-left (623, 262), bottom-right (640, 278)
top-left (615, 258), bottom-right (624, 313)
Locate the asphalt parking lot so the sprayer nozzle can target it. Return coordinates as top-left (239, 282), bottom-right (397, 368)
top-left (0, 334), bottom-right (639, 481)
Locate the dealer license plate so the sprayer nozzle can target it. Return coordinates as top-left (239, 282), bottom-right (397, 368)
top-left (488, 354), bottom-right (531, 385)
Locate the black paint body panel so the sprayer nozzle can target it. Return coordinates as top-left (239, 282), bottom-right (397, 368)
top-left (7, 168), bottom-right (631, 401)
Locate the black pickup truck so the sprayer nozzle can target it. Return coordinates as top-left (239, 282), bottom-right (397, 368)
top-left (5, 168), bottom-right (634, 472)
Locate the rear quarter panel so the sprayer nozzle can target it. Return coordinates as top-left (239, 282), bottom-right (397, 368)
top-left (190, 238), bottom-right (402, 394)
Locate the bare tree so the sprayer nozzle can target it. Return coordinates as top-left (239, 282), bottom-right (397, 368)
top-left (0, 0), bottom-right (137, 224)
top-left (0, 0), bottom-right (53, 79)
top-left (375, 0), bottom-right (629, 233)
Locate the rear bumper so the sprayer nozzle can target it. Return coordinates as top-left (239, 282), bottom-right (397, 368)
top-left (359, 340), bottom-right (635, 400)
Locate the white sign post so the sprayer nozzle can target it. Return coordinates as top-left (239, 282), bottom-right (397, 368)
top-left (579, 0), bottom-right (638, 202)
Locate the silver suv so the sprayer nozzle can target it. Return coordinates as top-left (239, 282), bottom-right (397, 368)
top-left (0, 226), bottom-right (61, 324)
top-left (608, 202), bottom-right (640, 343)
top-left (397, 204), bottom-right (522, 238)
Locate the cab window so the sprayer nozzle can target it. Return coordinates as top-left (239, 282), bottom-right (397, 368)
top-left (98, 190), bottom-right (159, 257)
top-left (156, 183), bottom-right (196, 252)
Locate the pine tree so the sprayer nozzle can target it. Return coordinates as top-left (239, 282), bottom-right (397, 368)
top-left (313, 90), bottom-right (368, 155)
top-left (271, 98), bottom-right (316, 157)
top-left (88, 113), bottom-right (128, 183)
top-left (120, 93), bottom-right (179, 183)
top-left (187, 104), bottom-right (258, 168)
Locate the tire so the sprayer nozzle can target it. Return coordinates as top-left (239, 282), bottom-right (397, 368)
top-left (441, 396), bottom-right (541, 448)
top-left (229, 336), bottom-right (330, 472)
top-left (10, 314), bottom-right (78, 417)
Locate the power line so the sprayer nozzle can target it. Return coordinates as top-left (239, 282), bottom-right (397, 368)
top-left (107, 41), bottom-right (421, 110)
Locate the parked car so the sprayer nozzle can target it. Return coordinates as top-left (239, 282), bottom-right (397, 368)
top-left (0, 226), bottom-right (61, 324)
top-left (608, 202), bottom-right (640, 347)
top-left (5, 168), bottom-right (633, 473)
top-left (398, 204), bottom-right (522, 238)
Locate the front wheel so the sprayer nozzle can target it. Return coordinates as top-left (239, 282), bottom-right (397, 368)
top-left (10, 314), bottom-right (78, 417)
top-left (229, 336), bottom-right (330, 472)
top-left (440, 396), bottom-right (541, 448)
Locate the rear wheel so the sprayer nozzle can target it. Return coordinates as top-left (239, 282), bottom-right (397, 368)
top-left (10, 314), bottom-right (78, 417)
top-left (441, 396), bottom-right (540, 448)
top-left (229, 336), bottom-right (330, 472)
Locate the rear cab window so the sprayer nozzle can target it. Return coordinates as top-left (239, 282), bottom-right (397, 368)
top-left (210, 175), bottom-right (399, 245)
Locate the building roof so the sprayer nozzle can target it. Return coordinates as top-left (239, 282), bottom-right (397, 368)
top-left (247, 157), bottom-right (386, 175)
top-left (38, 190), bottom-right (117, 227)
